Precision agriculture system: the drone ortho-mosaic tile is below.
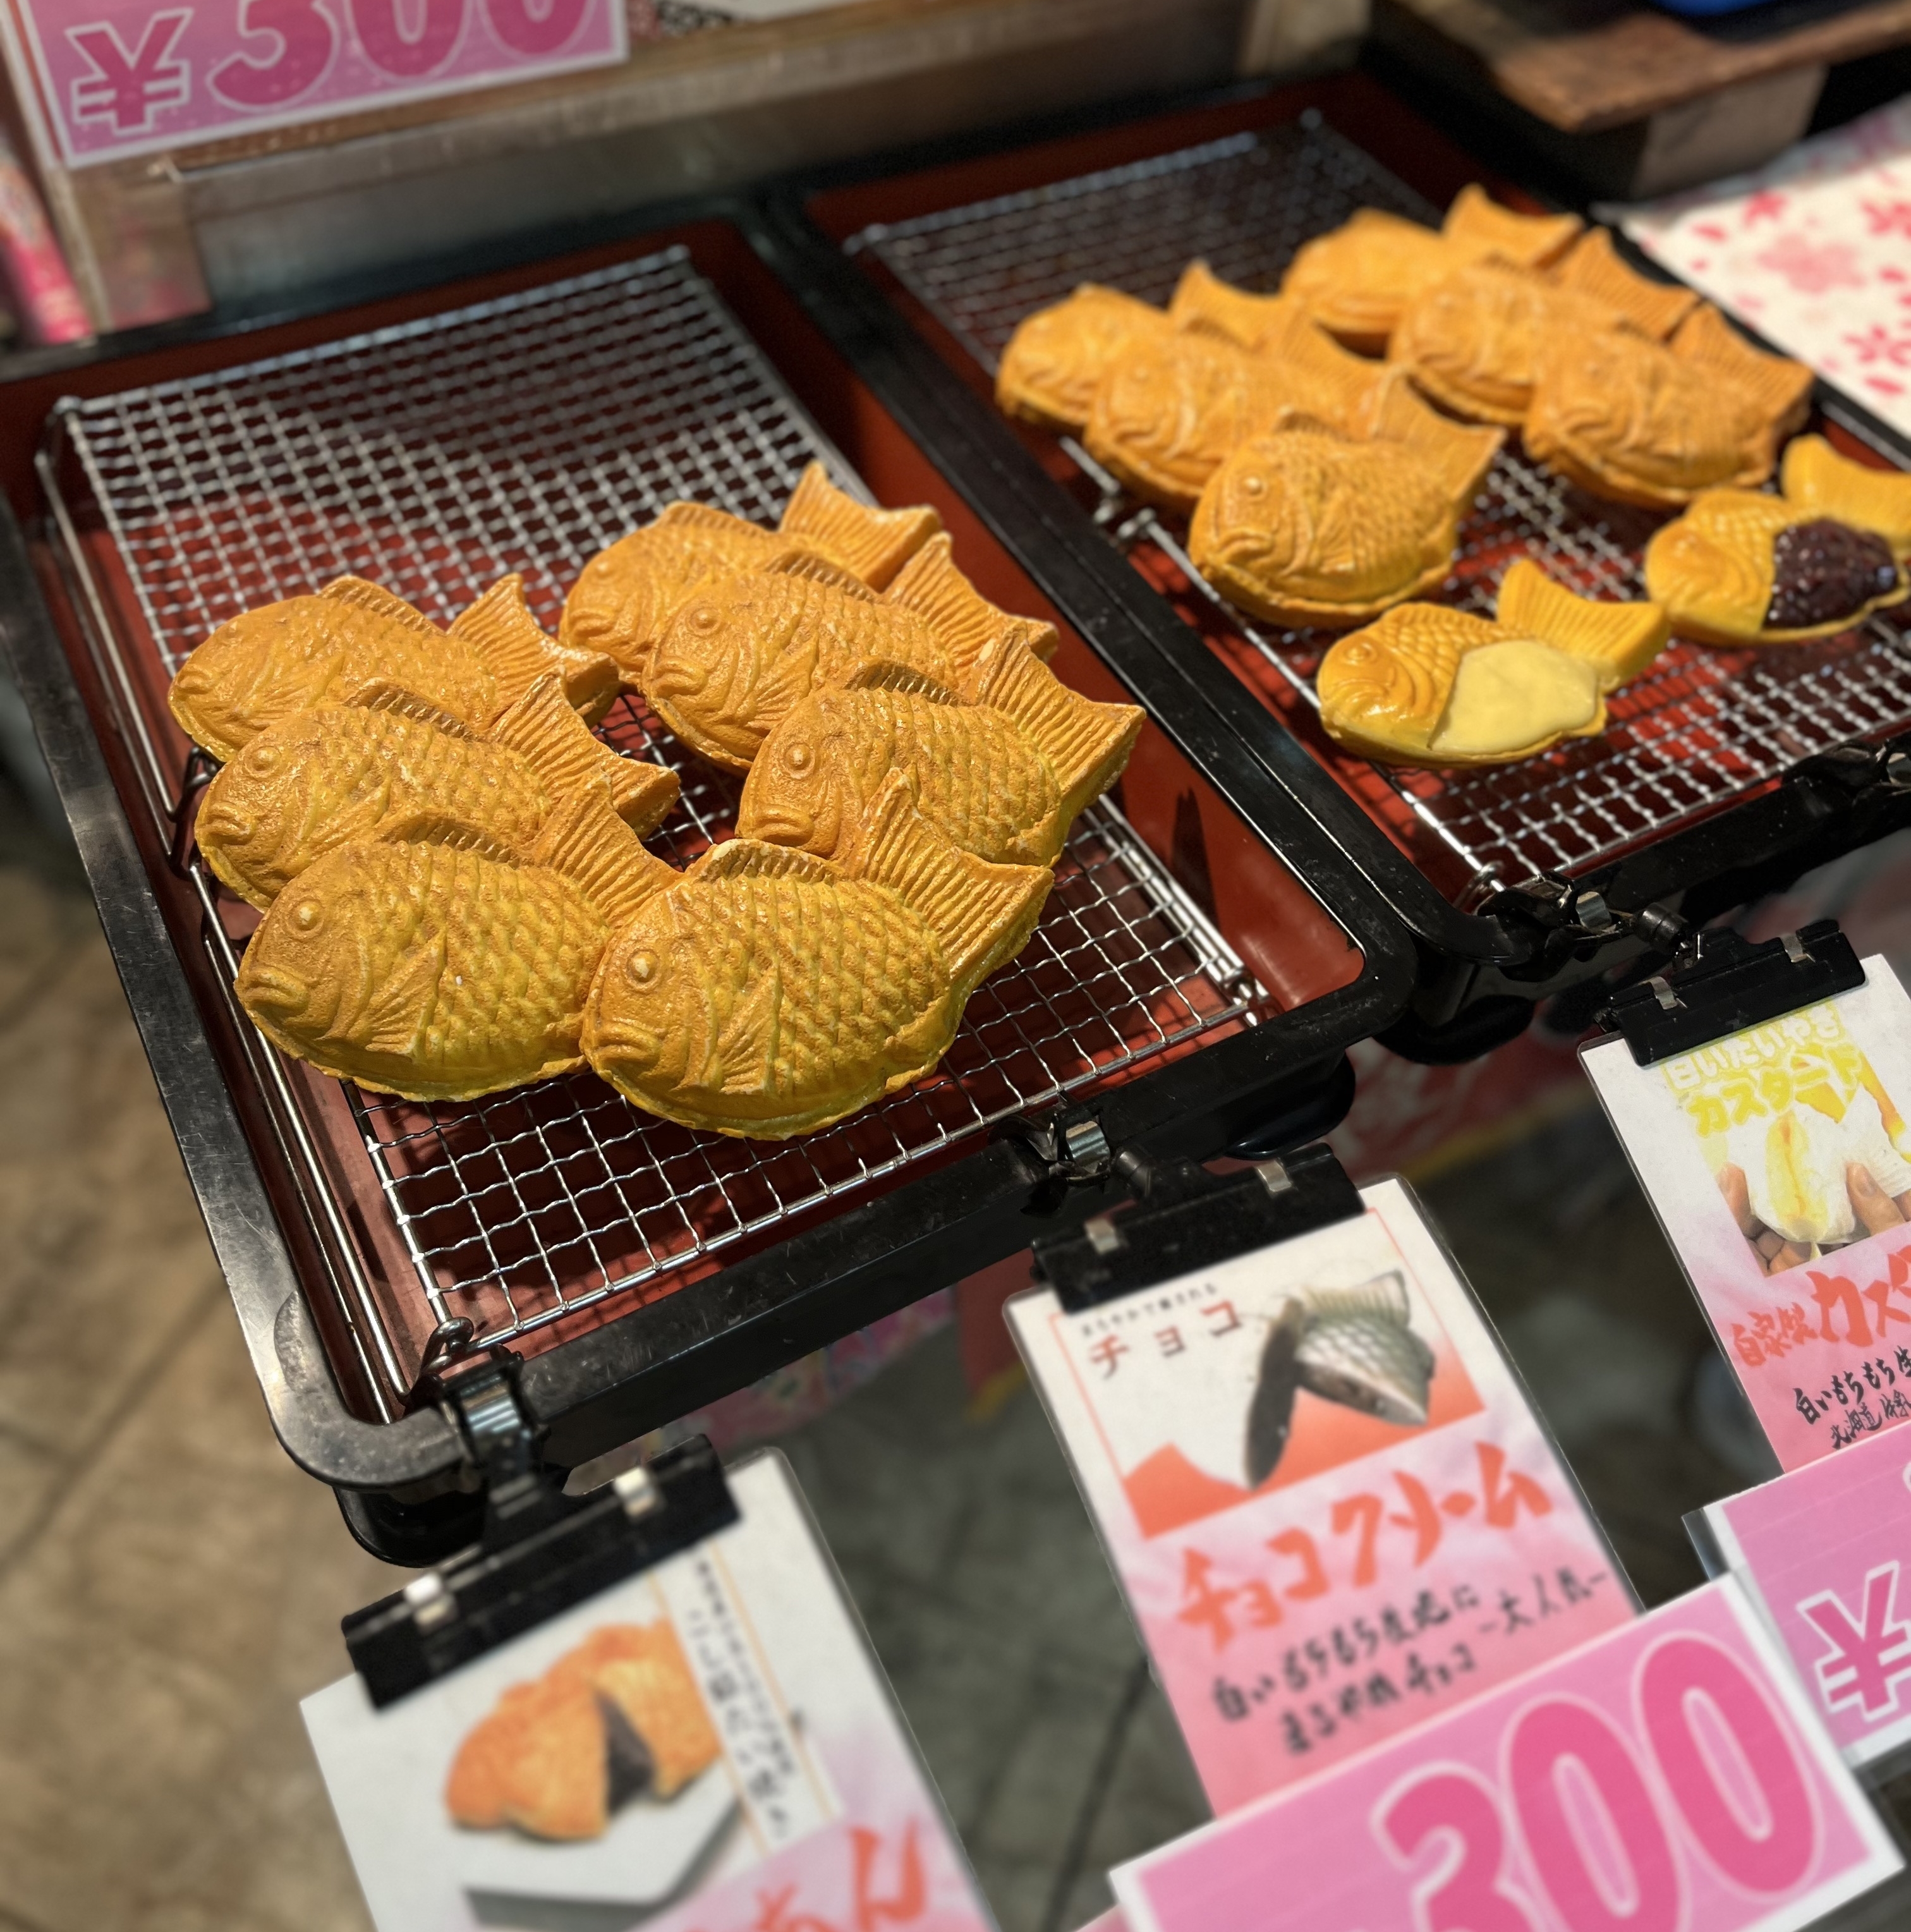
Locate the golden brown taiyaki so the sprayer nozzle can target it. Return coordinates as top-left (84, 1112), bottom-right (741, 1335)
top-left (1391, 260), bottom-right (1639, 426)
top-left (645, 537), bottom-right (1055, 774)
top-left (736, 636), bottom-right (1143, 867)
top-left (585, 774), bottom-right (1050, 1139)
top-left (995, 284), bottom-right (1175, 432)
top-left (1524, 307), bottom-right (1812, 509)
top-left (1168, 262), bottom-right (1302, 351)
top-left (1317, 561), bottom-right (1669, 766)
top-left (197, 675), bottom-right (679, 911)
top-left (1547, 228), bottom-right (1699, 341)
top-left (560, 465), bottom-right (939, 688)
top-left (1188, 376), bottom-right (1503, 628)
top-left (236, 779), bottom-right (666, 1102)
top-left (169, 575), bottom-right (617, 766)
top-left (1644, 440), bottom-right (1911, 647)
top-left (1280, 188), bottom-right (1580, 354)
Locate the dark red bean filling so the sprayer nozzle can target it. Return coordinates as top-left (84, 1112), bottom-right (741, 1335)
top-left (1765, 518), bottom-right (1901, 630)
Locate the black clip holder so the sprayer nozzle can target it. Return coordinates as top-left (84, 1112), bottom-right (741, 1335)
top-left (1595, 920), bottom-right (1866, 1067)
top-left (1032, 1141), bottom-right (1365, 1311)
top-left (343, 1432), bottom-right (737, 1708)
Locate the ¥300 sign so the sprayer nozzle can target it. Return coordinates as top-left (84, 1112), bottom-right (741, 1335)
top-left (2, 0), bottom-right (628, 166)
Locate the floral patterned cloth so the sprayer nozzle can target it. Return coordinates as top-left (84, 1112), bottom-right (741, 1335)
top-left (1617, 94), bottom-right (1911, 441)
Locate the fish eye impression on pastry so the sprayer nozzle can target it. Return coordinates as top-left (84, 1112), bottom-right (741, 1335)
top-left (1644, 436), bottom-right (1911, 647)
top-left (1316, 560), bottom-right (1669, 767)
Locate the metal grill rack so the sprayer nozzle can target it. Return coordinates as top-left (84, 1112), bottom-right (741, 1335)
top-left (852, 120), bottom-right (1911, 902)
top-left (47, 245), bottom-right (1261, 1389)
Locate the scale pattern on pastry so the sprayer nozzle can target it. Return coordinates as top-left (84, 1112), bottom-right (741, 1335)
top-left (995, 283), bottom-right (1175, 431)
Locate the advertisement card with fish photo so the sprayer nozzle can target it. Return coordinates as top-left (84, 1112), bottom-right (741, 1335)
top-left (1585, 956), bottom-right (1911, 1471)
top-left (1007, 1178), bottom-right (1635, 1816)
top-left (303, 1452), bottom-right (995, 1932)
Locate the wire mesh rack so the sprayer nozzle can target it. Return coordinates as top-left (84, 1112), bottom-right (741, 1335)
top-left (51, 245), bottom-right (1262, 1383)
top-left (852, 118), bottom-right (1911, 902)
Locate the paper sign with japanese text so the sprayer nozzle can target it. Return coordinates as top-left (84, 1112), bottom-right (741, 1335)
top-left (0, 0), bottom-right (627, 169)
top-left (303, 1451), bottom-right (995, 1932)
top-left (1007, 1179), bottom-right (1635, 1816)
top-left (1705, 1413), bottom-right (1911, 1770)
top-left (1112, 1577), bottom-right (1900, 1932)
top-left (1584, 957), bottom-right (1911, 1471)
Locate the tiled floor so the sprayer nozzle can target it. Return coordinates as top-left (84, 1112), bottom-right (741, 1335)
top-left (0, 749), bottom-right (1902, 1931)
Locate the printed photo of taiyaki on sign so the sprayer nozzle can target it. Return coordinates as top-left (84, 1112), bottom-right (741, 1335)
top-left (1029, 1213), bottom-right (1483, 1540)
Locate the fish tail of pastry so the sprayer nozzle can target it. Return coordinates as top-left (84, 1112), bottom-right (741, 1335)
top-left (1672, 305), bottom-right (1814, 438)
top-left (778, 462), bottom-right (942, 589)
top-left (320, 576), bottom-right (442, 634)
top-left (1440, 184), bottom-right (1582, 269)
top-left (528, 775), bottom-right (676, 928)
top-left (1365, 372), bottom-right (1504, 504)
top-left (1496, 559), bottom-right (1670, 688)
top-left (970, 634), bottom-right (1144, 828)
top-left (1781, 435), bottom-right (1911, 559)
top-left (1548, 229), bottom-right (1698, 340)
top-left (452, 574), bottom-right (621, 723)
top-left (883, 533), bottom-right (1060, 679)
top-left (488, 673), bottom-right (681, 836)
top-left (849, 770), bottom-right (1051, 984)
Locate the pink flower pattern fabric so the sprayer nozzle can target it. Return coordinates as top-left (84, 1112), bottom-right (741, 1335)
top-left (1618, 95), bottom-right (1911, 437)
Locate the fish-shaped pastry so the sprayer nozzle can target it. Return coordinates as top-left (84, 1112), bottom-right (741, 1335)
top-left (1547, 228), bottom-right (1699, 341)
top-left (1643, 444), bottom-right (1910, 647)
top-left (1316, 559), bottom-right (1669, 765)
top-left (1167, 262), bottom-right (1303, 351)
top-left (736, 636), bottom-right (1144, 867)
top-left (1187, 375), bottom-right (1503, 628)
top-left (1083, 310), bottom-right (1385, 514)
top-left (645, 535), bottom-right (1057, 774)
top-left (995, 284), bottom-right (1175, 432)
top-left (236, 779), bottom-right (667, 1102)
top-left (560, 465), bottom-right (941, 687)
top-left (1280, 187), bottom-right (1581, 354)
top-left (197, 674), bottom-right (679, 910)
top-left (585, 773), bottom-right (1052, 1139)
top-left (169, 574), bottom-right (619, 765)
top-left (1390, 260), bottom-right (1639, 425)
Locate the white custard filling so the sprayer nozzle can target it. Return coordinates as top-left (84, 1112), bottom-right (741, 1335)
top-left (1429, 637), bottom-right (1602, 757)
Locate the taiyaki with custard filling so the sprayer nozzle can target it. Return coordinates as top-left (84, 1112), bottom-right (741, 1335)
top-left (236, 777), bottom-right (668, 1102)
top-left (1317, 560), bottom-right (1670, 766)
top-left (1547, 228), bottom-right (1699, 341)
top-left (645, 535), bottom-right (1056, 774)
top-left (736, 635), bottom-right (1143, 867)
top-left (1188, 375), bottom-right (1503, 628)
top-left (1524, 306), bottom-right (1813, 509)
top-left (169, 574), bottom-right (619, 765)
top-left (585, 774), bottom-right (1051, 1139)
top-left (197, 674), bottom-right (679, 911)
top-left (1280, 188), bottom-right (1581, 354)
top-left (1644, 439), bottom-right (1910, 646)
top-left (561, 464), bottom-right (940, 688)
top-left (996, 284), bottom-right (1175, 432)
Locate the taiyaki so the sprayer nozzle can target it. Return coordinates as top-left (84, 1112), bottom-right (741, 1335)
top-left (1391, 260), bottom-right (1640, 425)
top-left (236, 779), bottom-right (666, 1102)
top-left (1167, 262), bottom-right (1303, 351)
top-left (1524, 307), bottom-right (1812, 509)
top-left (1316, 559), bottom-right (1669, 765)
top-left (1280, 188), bottom-right (1580, 354)
top-left (585, 774), bottom-right (1051, 1138)
top-left (1188, 375), bottom-right (1503, 627)
top-left (560, 465), bottom-right (940, 686)
top-left (995, 284), bottom-right (1175, 432)
top-left (197, 674), bottom-right (679, 910)
top-left (1644, 444), bottom-right (1910, 647)
top-left (169, 574), bottom-right (618, 765)
top-left (736, 636), bottom-right (1143, 866)
top-left (1548, 228), bottom-right (1699, 341)
top-left (645, 536), bottom-right (1055, 774)
top-left (1083, 310), bottom-right (1385, 513)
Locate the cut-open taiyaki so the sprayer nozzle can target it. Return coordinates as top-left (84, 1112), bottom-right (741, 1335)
top-left (1644, 438), bottom-right (1910, 645)
top-left (995, 283), bottom-right (1175, 432)
top-left (1187, 375), bottom-right (1503, 628)
top-left (1316, 560), bottom-right (1669, 766)
top-left (1547, 228), bottom-right (1700, 341)
top-left (1280, 188), bottom-right (1581, 354)
top-left (1524, 305), bottom-right (1813, 509)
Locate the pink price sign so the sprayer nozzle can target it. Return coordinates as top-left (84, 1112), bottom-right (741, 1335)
top-left (1706, 1413), bottom-right (1911, 1770)
top-left (3, 0), bottom-right (628, 167)
top-left (1112, 1579), bottom-right (1900, 1932)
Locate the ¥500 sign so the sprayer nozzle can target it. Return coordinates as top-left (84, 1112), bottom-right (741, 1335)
top-left (3, 0), bottom-right (628, 166)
